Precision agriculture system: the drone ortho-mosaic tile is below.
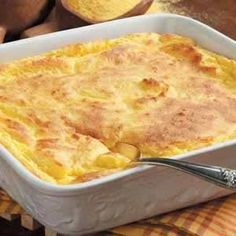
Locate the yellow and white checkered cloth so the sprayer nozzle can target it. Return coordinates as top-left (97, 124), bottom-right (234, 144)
top-left (0, 189), bottom-right (23, 214)
top-left (0, 188), bottom-right (235, 236)
top-left (111, 194), bottom-right (236, 236)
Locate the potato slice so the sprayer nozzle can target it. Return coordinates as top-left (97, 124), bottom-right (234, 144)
top-left (112, 142), bottom-right (140, 161)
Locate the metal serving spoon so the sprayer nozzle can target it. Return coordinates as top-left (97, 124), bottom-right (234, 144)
top-left (113, 143), bottom-right (236, 190)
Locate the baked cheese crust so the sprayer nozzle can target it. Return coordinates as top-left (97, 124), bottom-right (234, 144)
top-left (0, 33), bottom-right (236, 184)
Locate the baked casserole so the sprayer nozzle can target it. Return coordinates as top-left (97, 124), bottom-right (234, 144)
top-left (0, 33), bottom-right (236, 184)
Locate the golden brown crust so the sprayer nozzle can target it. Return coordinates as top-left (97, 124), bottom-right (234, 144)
top-left (0, 33), bottom-right (236, 184)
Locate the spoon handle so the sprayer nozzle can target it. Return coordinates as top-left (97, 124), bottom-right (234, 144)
top-left (139, 158), bottom-right (236, 190)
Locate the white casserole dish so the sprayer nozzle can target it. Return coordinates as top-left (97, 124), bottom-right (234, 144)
top-left (0, 14), bottom-right (236, 235)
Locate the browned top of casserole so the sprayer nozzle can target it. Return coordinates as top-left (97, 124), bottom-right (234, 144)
top-left (0, 33), bottom-right (236, 184)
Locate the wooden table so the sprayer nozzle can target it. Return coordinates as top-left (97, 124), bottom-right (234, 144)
top-left (0, 217), bottom-right (43, 236)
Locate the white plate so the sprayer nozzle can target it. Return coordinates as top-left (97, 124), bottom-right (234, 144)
top-left (0, 14), bottom-right (236, 235)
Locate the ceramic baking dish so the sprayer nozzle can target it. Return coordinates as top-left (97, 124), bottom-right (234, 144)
top-left (0, 14), bottom-right (236, 235)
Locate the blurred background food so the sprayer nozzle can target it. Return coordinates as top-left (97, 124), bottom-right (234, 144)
top-left (148, 0), bottom-right (236, 40)
top-left (0, 0), bottom-right (54, 42)
top-left (61, 0), bottom-right (154, 23)
top-left (0, 0), bottom-right (235, 42)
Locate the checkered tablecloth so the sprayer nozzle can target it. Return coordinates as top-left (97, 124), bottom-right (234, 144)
top-left (0, 188), bottom-right (235, 236)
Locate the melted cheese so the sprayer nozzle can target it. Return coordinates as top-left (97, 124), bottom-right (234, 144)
top-left (0, 33), bottom-right (236, 184)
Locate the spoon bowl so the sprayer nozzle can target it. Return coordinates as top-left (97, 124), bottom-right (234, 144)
top-left (113, 142), bottom-right (236, 190)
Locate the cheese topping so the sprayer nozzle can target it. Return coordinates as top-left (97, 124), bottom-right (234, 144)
top-left (0, 33), bottom-right (236, 184)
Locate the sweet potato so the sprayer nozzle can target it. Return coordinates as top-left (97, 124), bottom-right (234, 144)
top-left (61, 0), bottom-right (154, 23)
